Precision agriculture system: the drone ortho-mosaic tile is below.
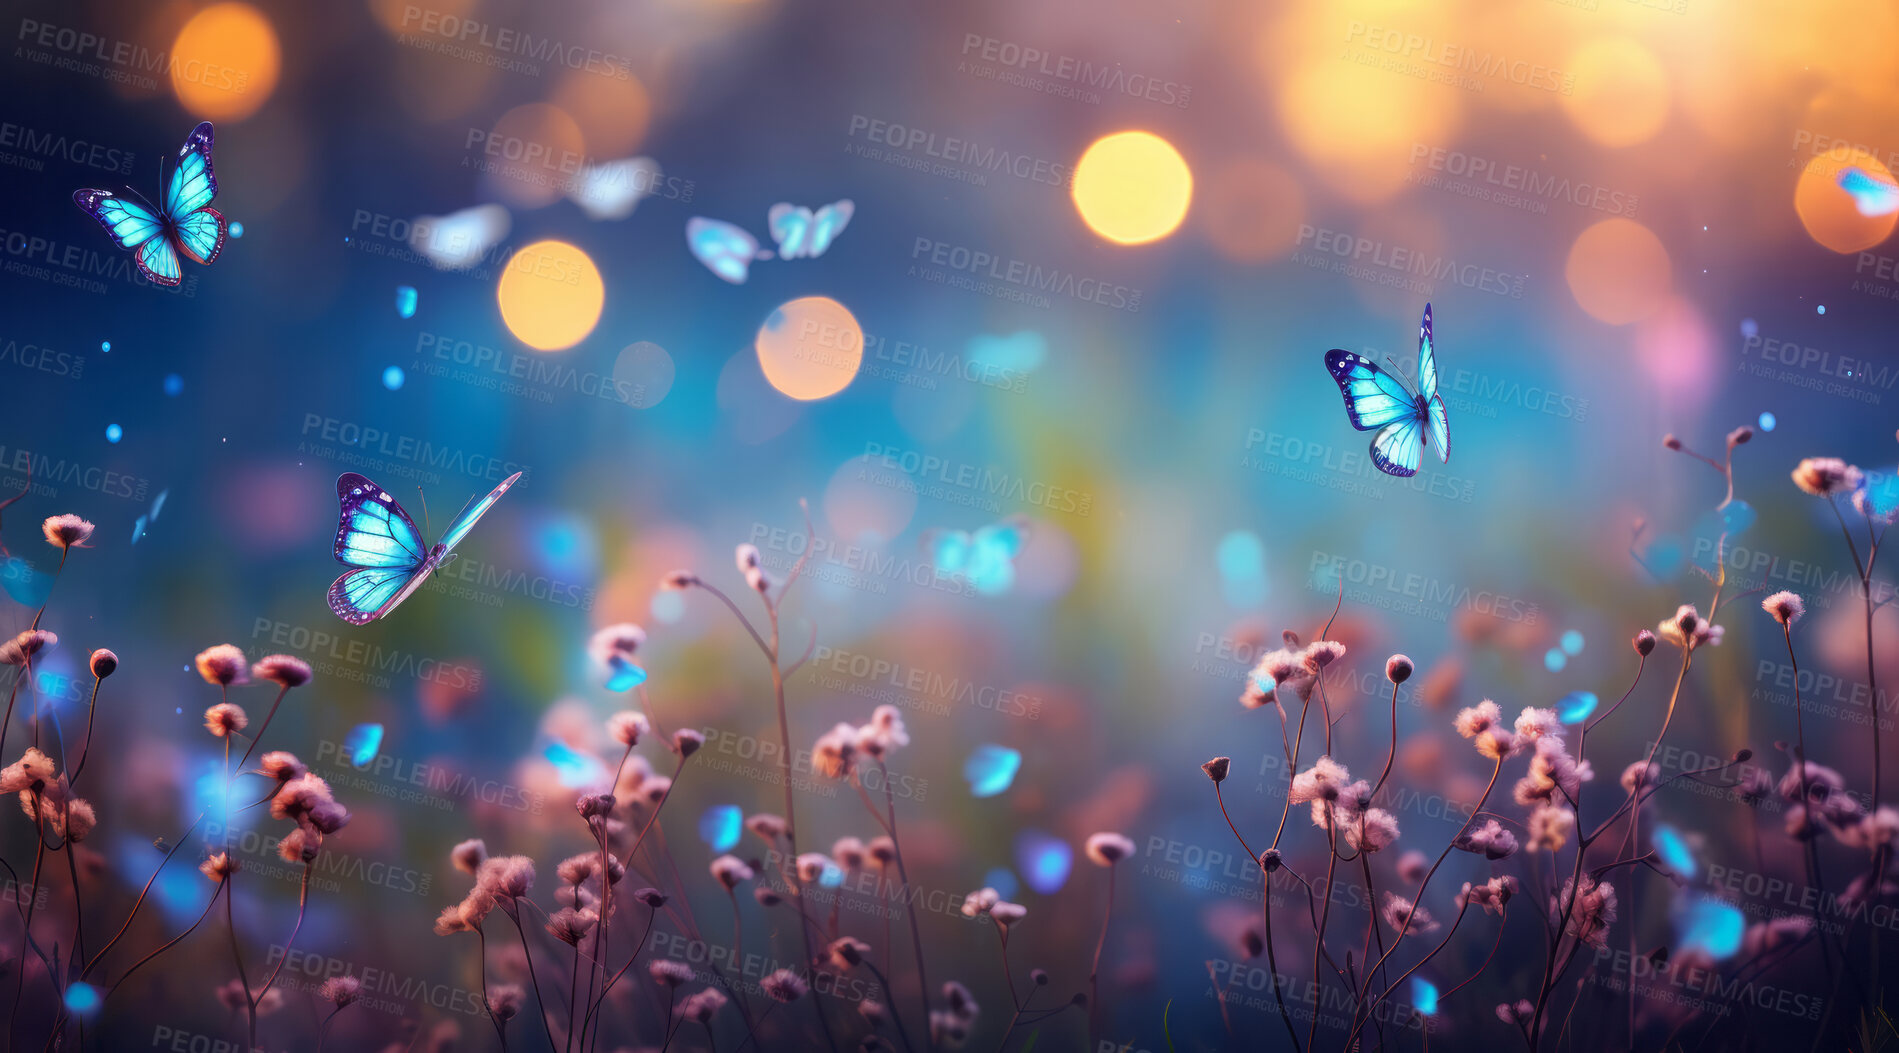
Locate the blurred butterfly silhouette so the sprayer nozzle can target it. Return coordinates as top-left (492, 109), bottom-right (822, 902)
top-left (329, 471), bottom-right (522, 625)
top-left (73, 122), bottom-right (226, 287)
top-left (925, 515), bottom-right (1028, 595)
top-left (1322, 303), bottom-right (1450, 478)
top-left (685, 199), bottom-right (854, 284)
top-left (1838, 166), bottom-right (1899, 217)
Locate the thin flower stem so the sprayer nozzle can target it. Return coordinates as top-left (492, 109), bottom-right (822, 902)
top-left (581, 901), bottom-right (658, 1040)
top-left (234, 685), bottom-right (291, 773)
top-left (506, 904), bottom-right (561, 1052)
top-left (877, 760), bottom-right (934, 1053)
top-left (225, 872), bottom-right (259, 1051)
top-left (69, 673), bottom-right (102, 787)
top-left (862, 957), bottom-right (916, 1053)
top-left (252, 861), bottom-right (315, 1007)
top-left (477, 926), bottom-right (511, 1051)
top-left (1088, 863), bottom-right (1117, 1043)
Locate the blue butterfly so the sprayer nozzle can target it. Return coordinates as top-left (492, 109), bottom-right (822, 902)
top-left (73, 122), bottom-right (226, 288)
top-left (685, 199), bottom-right (854, 283)
top-left (1839, 166), bottom-right (1899, 217)
top-left (328, 471), bottom-right (522, 625)
top-left (1322, 303), bottom-right (1450, 478)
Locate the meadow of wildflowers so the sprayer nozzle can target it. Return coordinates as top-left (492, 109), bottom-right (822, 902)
top-left (1, 425), bottom-right (1896, 1053)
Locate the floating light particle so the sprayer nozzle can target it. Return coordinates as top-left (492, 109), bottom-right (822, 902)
top-left (1015, 830), bottom-right (1072, 895)
top-left (164, 374), bottom-right (184, 396)
top-left (382, 366), bottom-right (405, 391)
top-left (101, 341), bottom-right (111, 352)
top-left (1412, 977), bottom-right (1439, 1016)
top-left (1758, 411), bottom-right (1775, 431)
top-left (105, 424), bottom-right (122, 443)
top-left (1561, 630), bottom-right (1585, 656)
top-left (63, 982), bottom-right (101, 1015)
top-left (1557, 691), bottom-right (1598, 723)
top-left (1544, 648), bottom-right (1566, 672)
top-left (344, 723), bottom-right (384, 767)
top-left (229, 221), bottom-right (244, 237)
top-left (396, 285), bottom-right (418, 319)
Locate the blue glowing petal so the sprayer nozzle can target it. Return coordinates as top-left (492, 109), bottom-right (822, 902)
top-left (818, 861), bottom-right (845, 887)
top-left (344, 723), bottom-right (384, 768)
top-left (1557, 691), bottom-right (1599, 723)
top-left (982, 867), bottom-right (1020, 901)
top-left (544, 742), bottom-right (608, 788)
top-left (1652, 824), bottom-right (1696, 877)
top-left (964, 745), bottom-right (1023, 798)
top-left (699, 805), bottom-right (743, 852)
top-left (1411, 977), bottom-right (1439, 1016)
top-left (1673, 895), bottom-right (1744, 960)
top-left (1862, 473), bottom-right (1899, 519)
top-left (164, 373), bottom-right (184, 396)
top-left (1015, 830), bottom-right (1072, 895)
top-left (1560, 630), bottom-right (1584, 656)
top-left (63, 982), bottom-right (101, 1015)
top-left (1217, 531), bottom-right (1265, 581)
top-left (2, 557), bottom-right (54, 607)
top-left (396, 285), bottom-right (418, 319)
top-left (606, 655), bottom-right (648, 692)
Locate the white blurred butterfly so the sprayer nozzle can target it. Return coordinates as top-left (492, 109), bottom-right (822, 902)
top-left (685, 199), bottom-right (854, 284)
top-left (409, 204), bottom-right (510, 271)
top-left (567, 157), bottom-right (662, 221)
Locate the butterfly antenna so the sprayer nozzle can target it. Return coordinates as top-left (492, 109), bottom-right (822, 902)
top-left (416, 486), bottom-right (432, 543)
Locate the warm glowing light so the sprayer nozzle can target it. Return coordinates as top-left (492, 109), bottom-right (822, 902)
top-left (1276, 57), bottom-right (1461, 203)
top-left (169, 4), bottom-right (280, 121)
top-left (496, 240), bottom-right (604, 351)
top-left (480, 104), bottom-right (587, 209)
top-left (1199, 160), bottom-right (1306, 263)
top-left (1072, 132), bottom-right (1193, 245)
top-left (1565, 218), bottom-right (1671, 325)
top-left (554, 70), bottom-right (652, 158)
top-left (1795, 151), bottom-right (1899, 253)
top-left (1561, 39), bottom-right (1669, 148)
top-left (754, 297), bottom-right (863, 400)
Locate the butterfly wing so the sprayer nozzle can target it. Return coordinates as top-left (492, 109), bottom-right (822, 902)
top-left (328, 565), bottom-right (420, 625)
top-left (806, 200), bottom-right (854, 258)
top-left (333, 473), bottom-right (429, 568)
top-left (1840, 167), bottom-right (1899, 217)
top-left (436, 471), bottom-right (523, 555)
top-left (73, 190), bottom-right (181, 287)
top-left (172, 208), bottom-right (226, 266)
top-left (568, 157), bottom-right (659, 220)
top-left (1370, 416), bottom-right (1425, 478)
top-left (1323, 350), bottom-right (1422, 431)
top-left (161, 122), bottom-right (226, 267)
top-left (1416, 303), bottom-right (1438, 403)
top-left (767, 204), bottom-right (814, 259)
top-left (686, 218), bottom-right (761, 283)
top-left (1427, 394), bottom-right (1450, 464)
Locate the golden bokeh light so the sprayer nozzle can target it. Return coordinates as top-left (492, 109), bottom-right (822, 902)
top-left (1071, 131), bottom-right (1194, 245)
top-left (1276, 57), bottom-right (1461, 203)
top-left (1561, 38), bottom-right (1669, 149)
top-left (1565, 218), bottom-right (1671, 325)
top-left (1198, 159), bottom-right (1307, 264)
top-left (169, 3), bottom-right (280, 121)
top-left (480, 103), bottom-right (588, 209)
top-left (1794, 150), bottom-right (1899, 253)
top-left (755, 297), bottom-right (863, 401)
top-left (554, 69), bottom-right (653, 159)
top-left (497, 240), bottom-right (605, 351)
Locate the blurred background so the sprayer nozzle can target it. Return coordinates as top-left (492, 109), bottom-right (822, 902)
top-left (2, 0), bottom-right (1899, 1048)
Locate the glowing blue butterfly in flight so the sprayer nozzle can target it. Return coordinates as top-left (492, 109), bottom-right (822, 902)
top-left (1323, 303), bottom-right (1450, 478)
top-left (132, 488), bottom-right (169, 544)
top-left (328, 471), bottom-right (522, 625)
top-left (686, 200), bottom-right (854, 284)
top-left (927, 516), bottom-right (1028, 595)
top-left (1839, 166), bottom-right (1899, 217)
top-left (73, 122), bottom-right (226, 287)
top-left (344, 723), bottom-right (384, 767)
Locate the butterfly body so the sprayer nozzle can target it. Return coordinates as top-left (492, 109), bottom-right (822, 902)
top-left (328, 471), bottom-right (521, 624)
top-left (1321, 304), bottom-right (1450, 478)
top-left (73, 122), bottom-right (226, 287)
